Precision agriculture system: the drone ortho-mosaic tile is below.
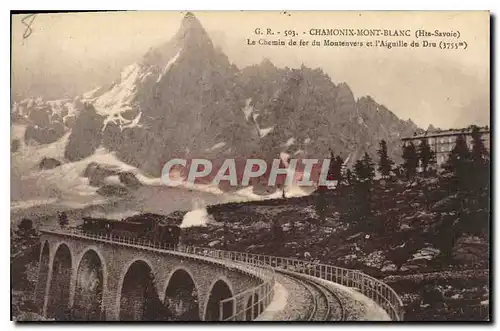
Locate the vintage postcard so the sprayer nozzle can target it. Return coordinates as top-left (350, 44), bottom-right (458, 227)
top-left (11, 11), bottom-right (490, 322)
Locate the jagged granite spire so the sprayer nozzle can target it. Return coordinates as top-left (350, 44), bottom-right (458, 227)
top-left (142, 12), bottom-right (214, 67)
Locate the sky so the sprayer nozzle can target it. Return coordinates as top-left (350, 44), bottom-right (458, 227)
top-left (11, 11), bottom-right (490, 129)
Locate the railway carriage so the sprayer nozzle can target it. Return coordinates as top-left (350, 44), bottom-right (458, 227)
top-left (80, 214), bottom-right (181, 248)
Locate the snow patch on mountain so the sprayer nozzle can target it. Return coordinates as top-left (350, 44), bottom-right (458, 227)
top-left (242, 98), bottom-right (254, 121)
top-left (94, 64), bottom-right (143, 116)
top-left (82, 87), bottom-right (105, 100)
top-left (206, 142), bottom-right (226, 152)
top-left (11, 125), bottom-right (70, 172)
top-left (94, 49), bottom-right (183, 131)
top-left (283, 137), bottom-right (296, 147)
top-left (259, 126), bottom-right (274, 138)
top-left (156, 50), bottom-right (181, 82)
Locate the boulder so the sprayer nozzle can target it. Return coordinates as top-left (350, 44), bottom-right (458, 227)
top-left (400, 263), bottom-right (421, 272)
top-left (246, 244), bottom-right (265, 252)
top-left (83, 162), bottom-right (120, 187)
top-left (39, 157), bottom-right (62, 170)
top-left (362, 250), bottom-right (385, 269)
top-left (96, 185), bottom-right (129, 197)
top-left (411, 247), bottom-right (440, 261)
top-left (381, 263), bottom-right (397, 272)
top-left (119, 171), bottom-right (142, 189)
top-left (103, 175), bottom-right (122, 186)
top-left (208, 240), bottom-right (221, 247)
top-left (399, 223), bottom-right (412, 231)
top-left (253, 221), bottom-right (270, 230)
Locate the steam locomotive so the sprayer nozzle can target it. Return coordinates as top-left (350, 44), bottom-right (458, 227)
top-left (79, 213), bottom-right (181, 247)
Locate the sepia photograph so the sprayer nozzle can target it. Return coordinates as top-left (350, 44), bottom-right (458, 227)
top-left (10, 10), bottom-right (490, 322)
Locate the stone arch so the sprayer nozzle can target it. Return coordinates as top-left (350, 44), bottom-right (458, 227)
top-left (245, 292), bottom-right (260, 320)
top-left (73, 248), bottom-right (106, 320)
top-left (117, 259), bottom-right (166, 321)
top-left (203, 278), bottom-right (234, 321)
top-left (46, 243), bottom-right (72, 320)
top-left (163, 267), bottom-right (200, 321)
top-left (34, 241), bottom-right (50, 312)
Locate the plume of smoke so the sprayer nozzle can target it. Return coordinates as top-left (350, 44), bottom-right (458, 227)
top-left (180, 198), bottom-right (214, 228)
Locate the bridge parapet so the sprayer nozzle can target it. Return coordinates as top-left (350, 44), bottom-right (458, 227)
top-left (196, 249), bottom-right (405, 321)
top-left (39, 227), bottom-right (276, 321)
top-left (39, 227), bottom-right (402, 321)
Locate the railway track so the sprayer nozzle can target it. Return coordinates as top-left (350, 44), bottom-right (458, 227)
top-left (277, 270), bottom-right (345, 321)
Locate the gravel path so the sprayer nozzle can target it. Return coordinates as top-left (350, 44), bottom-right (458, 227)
top-left (270, 272), bottom-right (314, 321)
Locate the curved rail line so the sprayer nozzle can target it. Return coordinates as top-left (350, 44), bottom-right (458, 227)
top-left (39, 227), bottom-right (403, 321)
top-left (314, 280), bottom-right (344, 321)
top-left (277, 270), bottom-right (345, 321)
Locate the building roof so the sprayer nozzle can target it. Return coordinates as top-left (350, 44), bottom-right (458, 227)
top-left (402, 126), bottom-right (489, 141)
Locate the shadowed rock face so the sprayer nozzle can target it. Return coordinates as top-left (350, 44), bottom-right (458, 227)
top-left (64, 103), bottom-right (104, 162)
top-left (12, 12), bottom-right (419, 179)
top-left (39, 157), bottom-right (62, 170)
top-left (25, 125), bottom-right (66, 145)
top-left (11, 139), bottom-right (20, 153)
top-left (83, 162), bottom-right (120, 187)
top-left (119, 172), bottom-right (142, 190)
top-left (96, 185), bottom-right (130, 197)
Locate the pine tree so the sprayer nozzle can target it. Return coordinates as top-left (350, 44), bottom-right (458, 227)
top-left (470, 126), bottom-right (489, 167)
top-left (351, 153), bottom-right (374, 225)
top-left (314, 149), bottom-right (337, 223)
top-left (364, 153), bottom-right (375, 181)
top-left (418, 138), bottom-right (436, 174)
top-left (326, 149), bottom-right (336, 184)
top-left (444, 134), bottom-right (472, 181)
top-left (15, 218), bottom-right (35, 239)
top-left (315, 185), bottom-right (327, 223)
top-left (354, 159), bottom-right (365, 181)
top-left (377, 140), bottom-right (394, 179)
top-left (355, 152), bottom-right (375, 182)
top-left (402, 141), bottom-right (418, 181)
top-left (469, 126), bottom-right (490, 220)
top-left (58, 212), bottom-right (69, 229)
top-left (345, 168), bottom-right (354, 185)
top-left (334, 155), bottom-right (344, 185)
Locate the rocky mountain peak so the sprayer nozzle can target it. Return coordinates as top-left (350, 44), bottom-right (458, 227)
top-left (176, 12), bottom-right (213, 49)
top-left (13, 13), bottom-right (424, 180)
top-left (179, 12), bottom-right (205, 34)
top-left (142, 12), bottom-right (215, 68)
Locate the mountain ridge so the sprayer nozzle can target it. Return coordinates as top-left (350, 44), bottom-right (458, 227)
top-left (12, 12), bottom-right (420, 178)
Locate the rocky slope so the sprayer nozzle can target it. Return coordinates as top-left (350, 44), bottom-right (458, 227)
top-left (179, 174), bottom-right (489, 321)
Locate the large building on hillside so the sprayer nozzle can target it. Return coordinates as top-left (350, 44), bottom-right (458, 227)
top-left (401, 126), bottom-right (490, 165)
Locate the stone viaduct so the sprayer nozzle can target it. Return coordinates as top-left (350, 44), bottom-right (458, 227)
top-left (34, 229), bottom-right (264, 321)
